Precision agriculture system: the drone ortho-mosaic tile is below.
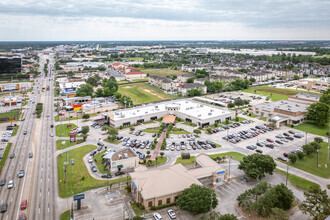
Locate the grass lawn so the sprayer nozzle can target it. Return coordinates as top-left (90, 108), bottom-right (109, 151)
top-left (118, 80), bottom-right (129, 84)
top-left (211, 141), bottom-right (222, 148)
top-left (12, 125), bottom-right (19, 136)
top-left (147, 156), bottom-right (167, 166)
top-left (138, 68), bottom-right (186, 77)
top-left (57, 145), bottom-right (129, 198)
top-left (0, 109), bottom-right (19, 118)
top-left (55, 114), bottom-right (98, 122)
top-left (0, 143), bottom-right (12, 175)
top-left (132, 79), bottom-right (149, 82)
top-left (181, 122), bottom-right (197, 127)
top-left (142, 127), bottom-right (190, 134)
top-left (275, 168), bottom-right (320, 191)
top-left (94, 150), bottom-right (109, 174)
top-left (55, 123), bottom-right (77, 137)
top-left (236, 117), bottom-right (247, 122)
top-left (259, 117), bottom-right (267, 121)
top-left (131, 202), bottom-right (148, 216)
top-left (279, 142), bottom-right (330, 178)
top-left (118, 83), bottom-right (177, 105)
top-left (60, 210), bottom-right (70, 220)
top-left (243, 87), bottom-right (289, 101)
top-left (175, 151), bottom-right (245, 166)
top-left (124, 57), bottom-right (144, 61)
top-left (103, 138), bottom-right (122, 145)
top-left (292, 122), bottom-right (329, 137)
top-left (56, 139), bottom-right (85, 150)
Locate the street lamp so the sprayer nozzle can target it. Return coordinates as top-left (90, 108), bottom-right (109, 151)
top-left (305, 132), bottom-right (308, 145)
top-left (286, 163), bottom-right (289, 187)
top-left (327, 136), bottom-right (329, 167)
top-left (317, 148), bottom-right (319, 167)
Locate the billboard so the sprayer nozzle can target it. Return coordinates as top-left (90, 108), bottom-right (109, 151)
top-left (0, 84), bottom-right (20, 92)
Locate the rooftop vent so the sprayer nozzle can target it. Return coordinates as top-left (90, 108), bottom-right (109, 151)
top-left (118, 154), bottom-right (122, 160)
top-left (208, 113), bottom-right (212, 115)
top-left (124, 153), bottom-right (128, 158)
top-left (198, 114), bottom-right (201, 117)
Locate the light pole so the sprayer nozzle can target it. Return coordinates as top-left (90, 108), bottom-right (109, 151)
top-left (305, 132), bottom-right (307, 145)
top-left (317, 148), bottom-right (319, 167)
top-left (286, 163), bottom-right (289, 187)
top-left (327, 136), bottom-right (329, 167)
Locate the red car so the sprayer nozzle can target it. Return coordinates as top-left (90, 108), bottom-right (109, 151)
top-left (266, 138), bottom-right (274, 142)
top-left (19, 213), bottom-right (26, 220)
top-left (283, 153), bottom-right (288, 157)
top-left (20, 200), bottom-right (27, 210)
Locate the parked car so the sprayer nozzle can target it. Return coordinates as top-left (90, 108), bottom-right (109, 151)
top-left (277, 156), bottom-right (288, 162)
top-left (256, 149), bottom-right (263, 154)
top-left (115, 171), bottom-right (125, 176)
top-left (153, 213), bottom-right (163, 220)
top-left (10, 153), bottom-right (15, 159)
top-left (90, 151), bottom-right (97, 156)
top-left (167, 209), bottom-right (176, 219)
top-left (97, 142), bottom-right (105, 146)
top-left (23, 130), bottom-right (27, 135)
top-left (266, 138), bottom-right (274, 142)
top-left (91, 166), bottom-right (97, 172)
top-left (283, 153), bottom-right (288, 157)
top-left (101, 174), bottom-right (112, 178)
top-left (28, 152), bottom-right (33, 158)
top-left (19, 213), bottom-right (26, 220)
top-left (288, 130), bottom-right (295, 134)
top-left (20, 200), bottom-right (27, 210)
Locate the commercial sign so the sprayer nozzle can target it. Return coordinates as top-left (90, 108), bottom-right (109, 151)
top-left (216, 171), bottom-right (226, 175)
top-left (0, 84), bottom-right (20, 92)
top-left (73, 194), bottom-right (85, 201)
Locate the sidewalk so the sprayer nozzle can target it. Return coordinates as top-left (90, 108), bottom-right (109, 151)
top-left (150, 126), bottom-right (167, 160)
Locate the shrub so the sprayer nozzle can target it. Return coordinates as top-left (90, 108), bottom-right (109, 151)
top-left (150, 202), bottom-right (176, 210)
top-left (119, 125), bottom-right (123, 130)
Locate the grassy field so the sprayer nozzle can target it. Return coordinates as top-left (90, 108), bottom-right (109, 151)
top-left (314, 55), bottom-right (330, 58)
top-left (55, 123), bottom-right (77, 137)
top-left (56, 139), bottom-right (85, 150)
top-left (292, 122), bottom-right (329, 137)
top-left (60, 210), bottom-right (70, 220)
top-left (138, 68), bottom-right (186, 77)
top-left (175, 151), bottom-right (245, 166)
top-left (275, 168), bottom-right (320, 191)
top-left (0, 143), bottom-right (12, 175)
top-left (279, 142), bottom-right (330, 178)
top-left (118, 83), bottom-right (177, 105)
top-left (57, 145), bottom-right (128, 197)
top-left (132, 79), bottom-right (149, 82)
top-left (118, 80), bottom-right (130, 84)
top-left (12, 125), bottom-right (19, 136)
top-left (148, 156), bottom-right (167, 166)
top-left (0, 110), bottom-right (19, 118)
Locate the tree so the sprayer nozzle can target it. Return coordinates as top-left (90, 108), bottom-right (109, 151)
top-left (160, 152), bottom-right (164, 157)
top-left (102, 79), bottom-right (119, 96)
top-left (193, 129), bottom-right (201, 135)
top-left (238, 154), bottom-right (276, 180)
top-left (214, 80), bottom-right (224, 92)
top-left (115, 92), bottom-right (122, 99)
top-left (319, 88), bottom-right (330, 105)
top-left (306, 102), bottom-right (329, 126)
top-left (176, 184), bottom-right (218, 214)
top-left (249, 78), bottom-right (256, 83)
top-left (86, 75), bottom-right (100, 87)
top-left (146, 151), bottom-right (150, 156)
top-left (302, 144), bottom-right (316, 155)
top-left (314, 137), bottom-right (323, 144)
top-left (130, 127), bottom-right (135, 132)
top-left (227, 102), bottom-right (235, 108)
top-left (206, 128), bottom-right (213, 134)
top-left (76, 83), bottom-right (94, 97)
top-left (293, 74), bottom-right (300, 80)
top-left (270, 208), bottom-right (289, 220)
top-left (299, 185), bottom-right (330, 220)
top-left (288, 154), bottom-right (297, 164)
top-left (95, 88), bottom-right (103, 97)
top-left (296, 151), bottom-right (305, 160)
top-left (187, 88), bottom-right (202, 97)
top-left (82, 114), bottom-right (90, 120)
top-left (81, 126), bottom-right (90, 135)
top-left (187, 77), bottom-right (195, 83)
top-left (225, 119), bottom-right (229, 124)
top-left (82, 135), bottom-right (87, 141)
top-left (214, 122), bottom-right (219, 127)
top-left (218, 214), bottom-right (238, 220)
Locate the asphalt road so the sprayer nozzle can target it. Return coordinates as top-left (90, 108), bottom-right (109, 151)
top-left (29, 54), bottom-right (58, 220)
top-left (0, 55), bottom-right (46, 220)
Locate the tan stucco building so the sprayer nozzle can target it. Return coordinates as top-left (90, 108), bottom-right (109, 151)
top-left (130, 153), bottom-right (227, 209)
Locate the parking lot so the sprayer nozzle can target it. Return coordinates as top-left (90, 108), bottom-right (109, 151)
top-left (205, 91), bottom-right (267, 106)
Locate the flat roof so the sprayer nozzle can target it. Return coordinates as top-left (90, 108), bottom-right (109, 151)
top-left (255, 100), bottom-right (310, 113)
top-left (109, 99), bottom-right (233, 121)
top-left (290, 92), bottom-right (320, 102)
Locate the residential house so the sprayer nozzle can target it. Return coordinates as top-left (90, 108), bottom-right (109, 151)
top-left (178, 83), bottom-right (207, 96)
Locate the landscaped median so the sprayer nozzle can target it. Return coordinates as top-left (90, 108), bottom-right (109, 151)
top-left (274, 168), bottom-right (320, 191)
top-left (57, 144), bottom-right (129, 198)
top-left (11, 125), bottom-right (19, 136)
top-left (175, 151), bottom-right (245, 166)
top-left (0, 142), bottom-right (12, 175)
top-left (142, 126), bottom-right (190, 134)
top-left (55, 123), bottom-right (77, 137)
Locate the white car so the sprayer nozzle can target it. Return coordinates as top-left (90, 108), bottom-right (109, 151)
top-left (7, 180), bottom-right (13, 189)
top-left (153, 213), bottom-right (163, 220)
top-left (167, 209), bottom-right (176, 219)
top-left (50, 133), bottom-right (54, 137)
top-left (88, 157), bottom-right (93, 163)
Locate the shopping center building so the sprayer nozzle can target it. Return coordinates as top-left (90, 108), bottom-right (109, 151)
top-left (108, 99), bottom-right (235, 128)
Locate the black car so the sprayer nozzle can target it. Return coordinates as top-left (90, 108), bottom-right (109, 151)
top-left (265, 144), bottom-right (274, 148)
top-left (152, 134), bottom-right (157, 137)
top-left (0, 178), bottom-right (5, 186)
top-left (256, 142), bottom-right (263, 147)
top-left (10, 153), bottom-right (15, 159)
top-left (1, 203), bottom-right (7, 213)
top-left (115, 171), bottom-right (125, 176)
top-left (286, 136), bottom-right (294, 141)
top-left (256, 149), bottom-right (263, 154)
top-left (28, 152), bottom-right (33, 158)
top-left (277, 156), bottom-right (288, 162)
top-left (91, 166), bottom-right (97, 172)
top-left (97, 142), bottom-right (105, 147)
top-left (288, 130), bottom-right (295, 134)
top-left (101, 174), bottom-right (112, 178)
top-left (283, 133), bottom-right (289, 136)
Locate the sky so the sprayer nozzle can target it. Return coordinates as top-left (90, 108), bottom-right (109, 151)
top-left (0, 0), bottom-right (329, 41)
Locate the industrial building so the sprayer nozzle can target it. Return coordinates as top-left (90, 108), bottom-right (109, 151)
top-left (108, 99), bottom-right (235, 128)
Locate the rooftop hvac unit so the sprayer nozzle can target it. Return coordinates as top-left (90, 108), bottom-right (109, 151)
top-left (133, 113), bottom-right (136, 115)
top-left (137, 110), bottom-right (140, 112)
top-left (198, 114), bottom-right (201, 117)
top-left (288, 108), bottom-right (292, 111)
top-left (118, 154), bottom-right (122, 160)
top-left (208, 113), bottom-right (212, 115)
top-left (200, 105), bottom-right (204, 107)
top-left (155, 106), bottom-right (158, 108)
top-left (124, 153), bottom-right (128, 158)
top-left (145, 112), bottom-right (148, 114)
top-left (115, 112), bottom-right (119, 115)
top-left (296, 104), bottom-right (299, 107)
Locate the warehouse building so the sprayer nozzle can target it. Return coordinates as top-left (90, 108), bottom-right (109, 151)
top-left (108, 99), bottom-right (235, 128)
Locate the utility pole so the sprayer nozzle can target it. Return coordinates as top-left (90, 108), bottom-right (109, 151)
top-left (327, 136), bottom-right (329, 167)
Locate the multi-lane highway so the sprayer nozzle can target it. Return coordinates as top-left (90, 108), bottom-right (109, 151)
top-left (0, 53), bottom-right (57, 220)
